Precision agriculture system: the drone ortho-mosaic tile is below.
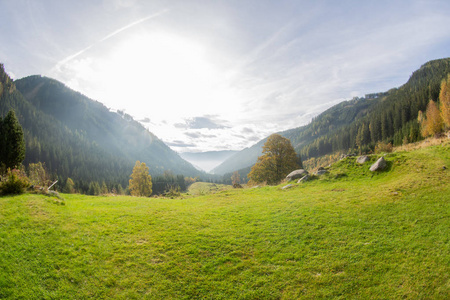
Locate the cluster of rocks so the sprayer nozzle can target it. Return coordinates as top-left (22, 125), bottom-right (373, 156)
top-left (286, 169), bottom-right (308, 181)
top-left (282, 155), bottom-right (388, 190)
top-left (349, 154), bottom-right (387, 171)
top-left (283, 169), bottom-right (312, 188)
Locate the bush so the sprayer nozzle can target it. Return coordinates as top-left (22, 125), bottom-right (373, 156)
top-left (165, 185), bottom-right (180, 198)
top-left (27, 162), bottom-right (50, 187)
top-left (375, 142), bottom-right (393, 153)
top-left (0, 168), bottom-right (30, 195)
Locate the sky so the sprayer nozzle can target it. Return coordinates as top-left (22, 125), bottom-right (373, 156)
top-left (1, 0), bottom-right (450, 153)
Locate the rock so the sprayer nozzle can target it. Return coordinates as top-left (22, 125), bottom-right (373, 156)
top-left (297, 174), bottom-right (310, 183)
top-left (282, 184), bottom-right (294, 190)
top-left (356, 155), bottom-right (370, 164)
top-left (340, 154), bottom-right (349, 160)
top-left (370, 157), bottom-right (387, 172)
top-left (315, 169), bottom-right (328, 176)
top-left (286, 169), bottom-right (308, 181)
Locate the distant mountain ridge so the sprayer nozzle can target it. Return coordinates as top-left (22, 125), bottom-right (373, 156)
top-left (179, 150), bottom-right (238, 173)
top-left (0, 66), bottom-right (204, 191)
top-left (213, 58), bottom-right (450, 176)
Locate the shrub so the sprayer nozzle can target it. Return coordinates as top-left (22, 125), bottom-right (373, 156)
top-left (27, 162), bottom-right (50, 187)
top-left (165, 185), bottom-right (180, 198)
top-left (0, 168), bottom-right (29, 195)
top-left (375, 142), bottom-right (393, 153)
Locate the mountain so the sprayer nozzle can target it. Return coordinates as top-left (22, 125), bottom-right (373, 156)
top-left (213, 58), bottom-right (450, 176)
top-left (212, 94), bottom-right (384, 175)
top-left (179, 150), bottom-right (238, 173)
top-left (0, 66), bottom-right (203, 192)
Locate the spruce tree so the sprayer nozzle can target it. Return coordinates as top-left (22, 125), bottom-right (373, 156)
top-left (0, 110), bottom-right (25, 170)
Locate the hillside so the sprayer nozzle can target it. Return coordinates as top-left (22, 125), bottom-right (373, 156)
top-left (0, 66), bottom-right (203, 192)
top-left (1, 141), bottom-right (448, 298)
top-left (213, 57), bottom-right (450, 176)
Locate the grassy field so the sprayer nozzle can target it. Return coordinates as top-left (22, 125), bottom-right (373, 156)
top-left (187, 182), bottom-right (233, 196)
top-left (1, 141), bottom-right (449, 299)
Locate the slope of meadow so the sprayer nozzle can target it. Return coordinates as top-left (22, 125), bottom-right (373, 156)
top-left (1, 141), bottom-right (449, 299)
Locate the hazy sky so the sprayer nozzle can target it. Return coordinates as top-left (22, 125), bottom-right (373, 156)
top-left (1, 0), bottom-right (450, 153)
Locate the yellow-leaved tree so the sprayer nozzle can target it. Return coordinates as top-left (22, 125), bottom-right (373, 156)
top-left (248, 134), bottom-right (300, 185)
top-left (440, 74), bottom-right (450, 128)
top-left (129, 161), bottom-right (152, 197)
top-left (420, 100), bottom-right (443, 137)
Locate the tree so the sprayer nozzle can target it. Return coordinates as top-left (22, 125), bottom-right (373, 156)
top-left (297, 154), bottom-right (303, 169)
top-left (27, 162), bottom-right (50, 187)
top-left (116, 184), bottom-right (124, 195)
top-left (101, 181), bottom-right (108, 195)
top-left (63, 178), bottom-right (75, 194)
top-left (231, 171), bottom-right (241, 188)
top-left (88, 181), bottom-right (101, 195)
top-left (0, 110), bottom-right (25, 170)
top-left (248, 134), bottom-right (300, 185)
top-left (129, 161), bottom-right (152, 197)
top-left (420, 100), bottom-right (443, 137)
top-left (440, 74), bottom-right (450, 128)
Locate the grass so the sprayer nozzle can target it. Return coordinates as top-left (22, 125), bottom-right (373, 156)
top-left (187, 182), bottom-right (233, 196)
top-left (0, 142), bottom-right (449, 299)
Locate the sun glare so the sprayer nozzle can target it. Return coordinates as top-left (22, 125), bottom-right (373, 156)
top-left (96, 32), bottom-right (228, 120)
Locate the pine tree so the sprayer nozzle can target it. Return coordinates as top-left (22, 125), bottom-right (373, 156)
top-left (101, 181), bottom-right (108, 195)
top-left (0, 110), bottom-right (25, 170)
top-left (64, 178), bottom-right (75, 193)
top-left (117, 184), bottom-right (124, 195)
top-left (88, 181), bottom-right (101, 195)
top-left (129, 161), bottom-right (152, 197)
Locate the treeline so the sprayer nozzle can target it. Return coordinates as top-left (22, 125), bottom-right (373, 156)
top-left (293, 58), bottom-right (450, 160)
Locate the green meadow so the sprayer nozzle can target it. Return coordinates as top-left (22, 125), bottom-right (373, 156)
top-left (1, 142), bottom-right (449, 299)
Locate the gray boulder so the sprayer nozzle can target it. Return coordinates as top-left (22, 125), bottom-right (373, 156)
top-left (297, 174), bottom-right (310, 183)
top-left (357, 155), bottom-right (370, 164)
top-left (286, 169), bottom-right (308, 181)
top-left (282, 184), bottom-right (294, 190)
top-left (370, 157), bottom-right (387, 172)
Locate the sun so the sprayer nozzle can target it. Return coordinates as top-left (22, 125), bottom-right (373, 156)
top-left (97, 32), bottom-right (223, 119)
top-left (53, 29), bottom-right (247, 151)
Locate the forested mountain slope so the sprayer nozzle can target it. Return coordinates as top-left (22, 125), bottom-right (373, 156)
top-left (212, 95), bottom-right (380, 175)
top-left (0, 65), bottom-right (202, 191)
top-left (214, 57), bottom-right (450, 176)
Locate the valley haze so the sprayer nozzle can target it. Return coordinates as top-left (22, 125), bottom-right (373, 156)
top-left (1, 1), bottom-right (450, 153)
top-left (178, 150), bottom-right (238, 173)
